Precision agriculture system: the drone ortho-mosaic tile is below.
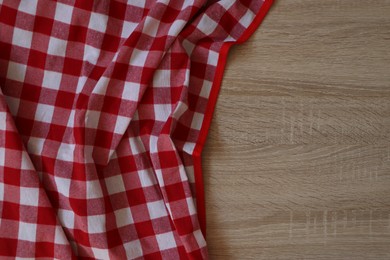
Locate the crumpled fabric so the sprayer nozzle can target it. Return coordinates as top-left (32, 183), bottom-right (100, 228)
top-left (0, 0), bottom-right (272, 259)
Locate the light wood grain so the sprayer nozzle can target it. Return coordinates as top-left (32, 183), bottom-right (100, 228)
top-left (202, 0), bottom-right (390, 259)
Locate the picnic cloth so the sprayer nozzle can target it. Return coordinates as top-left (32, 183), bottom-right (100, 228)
top-left (0, 0), bottom-right (273, 258)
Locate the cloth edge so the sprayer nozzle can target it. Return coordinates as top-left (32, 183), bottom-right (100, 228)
top-left (192, 0), bottom-right (275, 237)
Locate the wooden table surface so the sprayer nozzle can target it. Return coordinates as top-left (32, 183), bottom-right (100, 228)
top-left (202, 0), bottom-right (390, 259)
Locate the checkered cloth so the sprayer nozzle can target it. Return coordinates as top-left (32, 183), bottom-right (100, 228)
top-left (0, 0), bottom-right (272, 259)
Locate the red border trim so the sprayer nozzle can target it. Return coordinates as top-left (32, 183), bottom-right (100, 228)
top-left (192, 0), bottom-right (274, 237)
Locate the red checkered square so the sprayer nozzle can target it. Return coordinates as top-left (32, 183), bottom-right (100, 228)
top-left (63, 57), bottom-right (83, 76)
top-left (0, 5), bottom-right (17, 26)
top-left (33, 16), bottom-right (53, 36)
top-left (101, 34), bottom-right (121, 52)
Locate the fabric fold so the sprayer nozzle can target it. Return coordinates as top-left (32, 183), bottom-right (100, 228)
top-left (0, 0), bottom-right (273, 258)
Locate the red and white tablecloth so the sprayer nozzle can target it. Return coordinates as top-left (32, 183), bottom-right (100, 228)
top-left (0, 0), bottom-right (273, 258)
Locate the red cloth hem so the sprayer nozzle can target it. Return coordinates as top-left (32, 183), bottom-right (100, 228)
top-left (192, 0), bottom-right (274, 237)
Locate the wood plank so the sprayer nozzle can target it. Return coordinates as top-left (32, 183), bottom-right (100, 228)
top-left (203, 0), bottom-right (390, 258)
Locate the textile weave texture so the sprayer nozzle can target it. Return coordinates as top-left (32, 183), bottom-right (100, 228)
top-left (0, 0), bottom-right (272, 259)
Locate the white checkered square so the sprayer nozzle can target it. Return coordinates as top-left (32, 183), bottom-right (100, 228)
top-left (76, 76), bottom-right (88, 93)
top-left (109, 150), bottom-right (118, 160)
top-left (171, 101), bottom-right (188, 120)
top-left (179, 165), bottom-right (188, 182)
top-left (0, 148), bottom-right (4, 168)
top-left (149, 135), bottom-right (158, 153)
top-left (181, 0), bottom-right (198, 9)
top-left (84, 44), bottom-right (101, 64)
top-left (48, 37), bottom-right (68, 57)
top-left (20, 152), bottom-right (33, 170)
top-left (124, 240), bottom-right (143, 259)
top-left (92, 76), bottom-right (110, 95)
top-left (4, 96), bottom-right (19, 116)
top-left (12, 28), bottom-right (33, 49)
top-left (153, 69), bottom-right (171, 87)
top-left (89, 12), bottom-right (108, 33)
top-left (54, 176), bottom-right (71, 197)
top-left (0, 112), bottom-right (6, 130)
top-left (183, 142), bottom-right (196, 155)
top-left (182, 39), bottom-right (195, 55)
top-left (129, 0), bottom-right (145, 8)
top-left (168, 19), bottom-right (186, 36)
top-left (219, 0), bottom-right (236, 11)
top-left (27, 137), bottom-right (45, 155)
top-left (54, 226), bottom-right (68, 245)
top-left (105, 175), bottom-right (125, 195)
top-left (207, 50), bottom-right (219, 66)
top-left (156, 232), bottom-right (176, 251)
top-left (58, 209), bottom-right (75, 229)
top-left (143, 16), bottom-right (160, 37)
top-left (92, 248), bottom-right (109, 259)
top-left (165, 204), bottom-right (172, 217)
top-left (190, 112), bottom-right (204, 131)
top-left (153, 104), bottom-right (171, 122)
top-left (42, 70), bottom-right (62, 90)
top-left (85, 110), bottom-right (100, 129)
top-left (121, 21), bottom-right (138, 38)
top-left (55, 2), bottom-right (73, 24)
top-left (35, 103), bottom-right (54, 123)
top-left (154, 169), bottom-right (164, 187)
top-left (113, 52), bottom-right (120, 63)
top-left (18, 222), bottom-right (37, 242)
top-left (114, 115), bottom-right (131, 134)
top-left (88, 214), bottom-right (106, 234)
top-left (239, 9), bottom-right (256, 28)
top-left (18, 0), bottom-right (37, 15)
top-left (138, 169), bottom-right (156, 187)
top-left (130, 48), bottom-right (148, 66)
top-left (147, 200), bottom-right (168, 219)
top-left (7, 62), bottom-right (27, 82)
top-left (115, 207), bottom-right (134, 228)
top-left (0, 180), bottom-right (3, 201)
top-left (122, 82), bottom-right (140, 101)
top-left (86, 180), bottom-right (103, 199)
top-left (56, 143), bottom-right (75, 162)
top-left (128, 137), bottom-right (145, 155)
top-left (20, 187), bottom-right (39, 206)
top-left (67, 110), bottom-right (75, 127)
top-left (187, 198), bottom-right (196, 215)
top-left (199, 80), bottom-right (212, 98)
top-left (197, 14), bottom-right (219, 35)
top-left (194, 229), bottom-right (207, 248)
